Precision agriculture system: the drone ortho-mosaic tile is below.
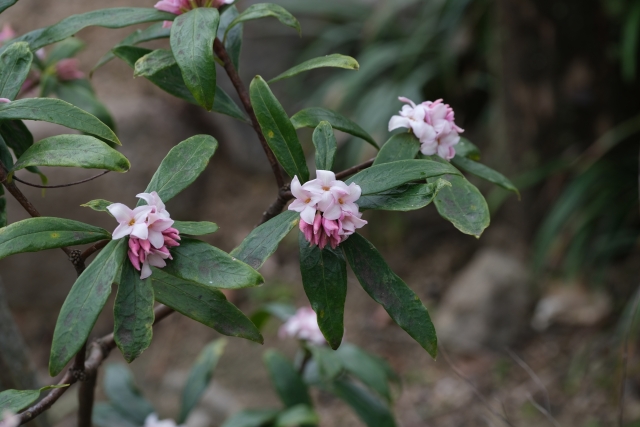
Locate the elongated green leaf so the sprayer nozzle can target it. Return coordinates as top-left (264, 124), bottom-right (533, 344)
top-left (451, 155), bottom-right (519, 195)
top-left (0, 98), bottom-right (120, 145)
top-left (455, 137), bottom-right (480, 160)
top-left (0, 0), bottom-right (18, 14)
top-left (342, 233), bottom-right (437, 358)
top-left (133, 48), bottom-right (175, 77)
top-left (56, 81), bottom-right (116, 132)
top-left (93, 403), bottom-right (140, 427)
top-left (49, 239), bottom-right (127, 376)
top-left (46, 37), bottom-right (85, 65)
top-left (357, 179), bottom-right (450, 211)
top-left (250, 302), bottom-right (296, 330)
top-left (250, 76), bottom-right (309, 182)
top-left (346, 159), bottom-right (459, 195)
top-left (0, 385), bottom-right (68, 412)
top-left (336, 343), bottom-right (395, 402)
top-left (291, 107), bottom-right (378, 149)
top-left (225, 3), bottom-right (300, 39)
top-left (81, 199), bottom-right (113, 212)
top-left (0, 42), bottom-right (33, 100)
top-left (114, 46), bottom-right (247, 121)
top-left (164, 238), bottom-right (263, 289)
top-left (178, 339), bottom-right (227, 423)
top-left (299, 233), bottom-right (346, 349)
top-left (140, 135), bottom-right (217, 204)
top-left (12, 135), bottom-right (130, 172)
top-left (269, 54), bottom-right (359, 83)
top-left (0, 119), bottom-right (33, 158)
top-left (171, 8), bottom-right (219, 110)
top-left (218, 5), bottom-right (242, 70)
top-left (307, 345), bottom-right (343, 381)
top-left (264, 350), bottom-right (312, 408)
top-left (92, 22), bottom-right (170, 74)
top-left (312, 121), bottom-right (337, 171)
top-left (330, 379), bottom-right (396, 427)
top-left (151, 268), bottom-right (263, 343)
top-left (173, 221), bottom-right (218, 236)
top-left (373, 133), bottom-right (420, 166)
top-left (429, 174), bottom-right (490, 237)
top-left (103, 364), bottom-right (155, 424)
top-left (220, 409), bottom-right (279, 427)
top-left (114, 261), bottom-right (155, 363)
top-left (275, 404), bottom-right (319, 427)
top-left (230, 210), bottom-right (299, 270)
top-left (0, 217), bottom-right (110, 260)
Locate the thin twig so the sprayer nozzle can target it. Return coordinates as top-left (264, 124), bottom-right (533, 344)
top-left (10, 171), bottom-right (110, 189)
top-left (80, 240), bottom-right (110, 262)
top-left (335, 158), bottom-right (375, 180)
top-left (439, 346), bottom-right (515, 427)
top-left (525, 394), bottom-right (562, 427)
top-left (505, 348), bottom-right (551, 413)
top-left (213, 38), bottom-right (285, 189)
top-left (619, 284), bottom-right (640, 427)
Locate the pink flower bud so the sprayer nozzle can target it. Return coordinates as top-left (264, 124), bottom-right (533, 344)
top-left (163, 235), bottom-right (180, 247)
top-left (55, 59), bottom-right (85, 81)
top-left (0, 98), bottom-right (10, 104)
top-left (128, 249), bottom-right (141, 271)
top-left (140, 238), bottom-right (151, 253)
top-left (128, 237), bottom-right (140, 256)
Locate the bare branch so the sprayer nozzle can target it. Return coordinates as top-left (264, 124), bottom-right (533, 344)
top-left (11, 171), bottom-right (110, 189)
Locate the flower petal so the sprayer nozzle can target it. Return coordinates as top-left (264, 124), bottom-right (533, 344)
top-left (107, 203), bottom-right (133, 223)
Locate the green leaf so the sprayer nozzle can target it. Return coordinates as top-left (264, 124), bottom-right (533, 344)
top-left (164, 238), bottom-right (263, 289)
top-left (114, 261), bottom-right (155, 363)
top-left (336, 343), bottom-right (395, 402)
top-left (12, 135), bottom-right (130, 172)
top-left (357, 179), bottom-right (451, 211)
top-left (299, 233), bottom-right (346, 349)
top-left (221, 409), bottom-right (279, 427)
top-left (93, 403), bottom-right (140, 427)
top-left (0, 42), bottom-right (33, 100)
top-left (307, 345), bottom-right (343, 381)
top-left (178, 339), bottom-right (227, 423)
top-left (0, 0), bottom-right (18, 14)
top-left (0, 217), bottom-right (111, 260)
top-left (81, 199), bottom-right (113, 212)
top-left (0, 119), bottom-right (33, 159)
top-left (103, 364), bottom-right (155, 425)
top-left (451, 155), bottom-right (519, 195)
top-left (173, 220), bottom-right (219, 236)
top-left (0, 385), bottom-right (69, 412)
top-left (455, 137), bottom-right (480, 160)
top-left (373, 133), bottom-right (420, 166)
top-left (263, 350), bottom-right (312, 408)
top-left (330, 379), bottom-right (396, 427)
top-left (133, 48), bottom-right (176, 77)
top-left (230, 210), bottom-right (299, 270)
top-left (275, 404), bottom-right (319, 427)
top-left (140, 134), bottom-right (217, 204)
top-left (250, 302), bottom-right (296, 330)
top-left (342, 233), bottom-right (437, 358)
top-left (151, 268), bottom-right (263, 343)
top-left (312, 121), bottom-right (337, 171)
top-left (55, 81), bottom-right (116, 132)
top-left (46, 37), bottom-right (85, 65)
top-left (250, 76), bottom-right (309, 182)
top-left (218, 5), bottom-right (242, 70)
top-left (269, 54), bottom-right (359, 84)
top-left (0, 192), bottom-right (6, 228)
top-left (429, 174), bottom-right (490, 237)
top-left (224, 3), bottom-right (300, 39)
top-left (92, 22), bottom-right (170, 74)
top-left (114, 46), bottom-right (247, 121)
top-left (291, 107), bottom-right (378, 149)
top-left (171, 7), bottom-right (219, 111)
top-left (346, 159), bottom-right (459, 195)
top-left (49, 239), bottom-right (127, 376)
top-left (0, 98), bottom-right (120, 146)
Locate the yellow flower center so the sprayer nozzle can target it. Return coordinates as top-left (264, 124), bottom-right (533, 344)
top-left (128, 219), bottom-right (136, 226)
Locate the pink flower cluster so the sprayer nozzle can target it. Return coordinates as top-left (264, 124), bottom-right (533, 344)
top-left (279, 307), bottom-right (326, 346)
top-left (389, 97), bottom-right (464, 160)
top-left (0, 24), bottom-right (15, 45)
top-left (55, 58), bottom-right (84, 81)
top-left (288, 170), bottom-right (367, 250)
top-left (144, 413), bottom-right (183, 427)
top-left (155, 0), bottom-right (234, 27)
top-left (107, 192), bottom-right (180, 279)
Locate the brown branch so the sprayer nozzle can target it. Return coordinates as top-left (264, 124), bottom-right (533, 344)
top-left (335, 158), bottom-right (375, 180)
top-left (17, 305), bottom-right (173, 425)
top-left (80, 240), bottom-right (110, 262)
top-left (11, 171), bottom-right (110, 189)
top-left (213, 38), bottom-right (285, 189)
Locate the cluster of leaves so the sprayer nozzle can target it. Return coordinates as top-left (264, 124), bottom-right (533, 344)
top-left (0, 0), bottom-right (516, 423)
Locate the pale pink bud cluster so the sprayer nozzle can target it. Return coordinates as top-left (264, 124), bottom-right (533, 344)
top-left (55, 58), bottom-right (84, 81)
top-left (389, 97), bottom-right (464, 160)
top-left (288, 170), bottom-right (367, 250)
top-left (0, 411), bottom-right (19, 427)
top-left (0, 98), bottom-right (10, 104)
top-left (144, 413), bottom-right (184, 427)
top-left (107, 192), bottom-right (180, 279)
top-left (278, 307), bottom-right (326, 346)
top-left (0, 24), bottom-right (15, 44)
top-left (155, 0), bottom-right (234, 28)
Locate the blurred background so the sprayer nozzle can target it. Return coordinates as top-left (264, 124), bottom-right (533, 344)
top-left (1, 0), bottom-right (640, 425)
